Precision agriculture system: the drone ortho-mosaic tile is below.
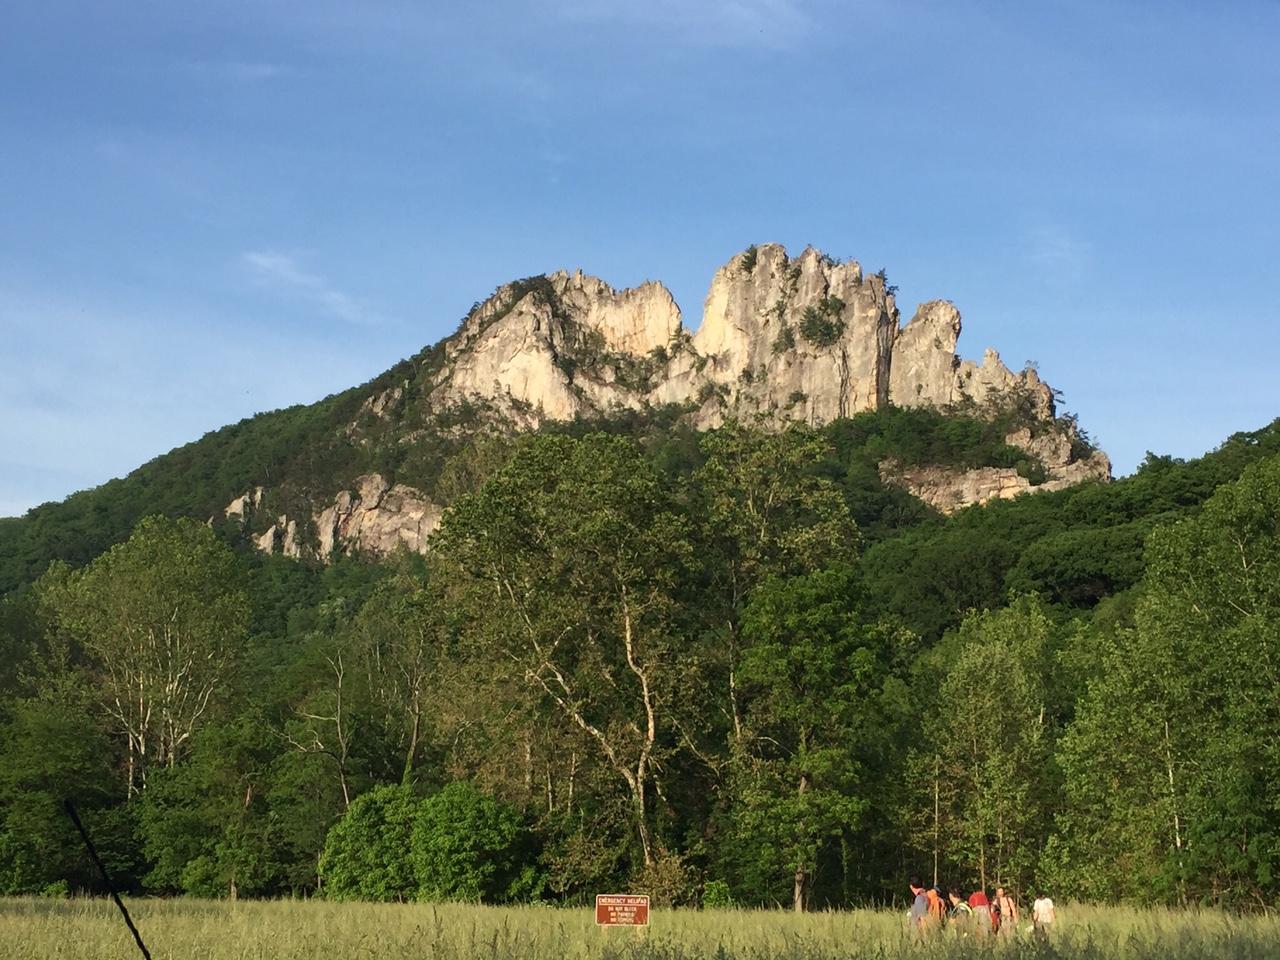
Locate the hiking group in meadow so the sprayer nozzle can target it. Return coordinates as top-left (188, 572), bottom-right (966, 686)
top-left (907, 876), bottom-right (1056, 941)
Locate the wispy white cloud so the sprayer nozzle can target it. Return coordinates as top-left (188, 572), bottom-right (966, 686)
top-left (241, 251), bottom-right (385, 325)
top-left (1025, 225), bottom-right (1092, 282)
top-left (556, 0), bottom-right (812, 49)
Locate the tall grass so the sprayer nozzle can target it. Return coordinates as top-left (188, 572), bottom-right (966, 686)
top-left (3, 899), bottom-right (1277, 960)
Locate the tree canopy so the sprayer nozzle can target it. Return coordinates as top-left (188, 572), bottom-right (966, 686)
top-left (3, 417), bottom-right (1280, 908)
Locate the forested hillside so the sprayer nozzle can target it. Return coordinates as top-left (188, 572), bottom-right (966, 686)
top-left (0, 355), bottom-right (418, 594)
top-left (0, 389), bottom-right (1072, 596)
top-left (1, 247), bottom-right (1115, 590)
top-left (2, 415), bottom-right (1279, 908)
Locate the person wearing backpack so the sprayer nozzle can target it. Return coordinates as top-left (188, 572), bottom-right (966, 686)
top-left (926, 885), bottom-right (947, 930)
top-left (967, 889), bottom-right (994, 938)
top-left (947, 889), bottom-right (973, 937)
top-left (994, 886), bottom-right (1019, 937)
top-left (907, 876), bottom-right (930, 937)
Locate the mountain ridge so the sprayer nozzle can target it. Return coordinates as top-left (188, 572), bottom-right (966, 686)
top-left (415, 243), bottom-right (1068, 429)
top-left (288, 242), bottom-right (1107, 558)
top-left (0, 243), bottom-right (1110, 583)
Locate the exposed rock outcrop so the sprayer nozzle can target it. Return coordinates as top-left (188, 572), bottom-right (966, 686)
top-left (423, 244), bottom-right (1063, 433)
top-left (431, 270), bottom-right (684, 425)
top-left (879, 462), bottom-right (1036, 514)
top-left (314, 474), bottom-right (442, 558)
top-left (220, 487), bottom-right (263, 523)
top-left (880, 429), bottom-right (1112, 515)
top-left (685, 245), bottom-right (893, 423)
top-left (887, 302), bottom-right (1054, 419)
top-left (223, 474), bottom-right (441, 561)
top-left (248, 243), bottom-right (1109, 557)
top-left (254, 516), bottom-right (300, 558)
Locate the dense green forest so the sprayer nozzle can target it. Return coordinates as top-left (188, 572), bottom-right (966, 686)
top-left (2, 411), bottom-right (1279, 910)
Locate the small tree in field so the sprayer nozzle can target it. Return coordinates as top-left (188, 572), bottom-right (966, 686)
top-left (319, 785), bottom-right (418, 901)
top-left (410, 782), bottom-right (539, 902)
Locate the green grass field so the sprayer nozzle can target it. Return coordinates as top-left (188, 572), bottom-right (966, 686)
top-left (5, 898), bottom-right (1278, 960)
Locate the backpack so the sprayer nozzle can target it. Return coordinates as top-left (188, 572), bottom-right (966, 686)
top-left (928, 888), bottom-right (947, 923)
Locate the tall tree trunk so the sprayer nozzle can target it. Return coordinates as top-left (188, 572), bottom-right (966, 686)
top-left (635, 780), bottom-right (655, 867)
top-left (995, 805), bottom-right (1004, 887)
top-left (932, 754), bottom-right (941, 888)
top-left (334, 654), bottom-right (352, 809)
top-left (973, 734), bottom-right (985, 891)
top-left (126, 736), bottom-right (137, 798)
top-left (793, 772), bottom-right (810, 912)
top-left (337, 766), bottom-right (351, 810)
top-left (727, 620), bottom-right (743, 746)
top-left (524, 733), bottom-right (533, 800)
top-left (521, 593), bottom-right (660, 869)
top-left (1163, 718), bottom-right (1187, 905)
top-left (623, 592), bottom-right (658, 868)
top-left (401, 705), bottom-right (421, 785)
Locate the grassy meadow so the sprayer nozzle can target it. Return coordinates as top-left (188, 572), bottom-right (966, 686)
top-left (4, 898), bottom-right (1279, 960)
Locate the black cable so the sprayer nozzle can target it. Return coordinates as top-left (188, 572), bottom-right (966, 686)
top-left (63, 800), bottom-right (153, 960)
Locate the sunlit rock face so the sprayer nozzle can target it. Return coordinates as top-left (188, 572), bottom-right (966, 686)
top-left (236, 243), bottom-right (1109, 558)
top-left (426, 243), bottom-right (1062, 431)
top-left (313, 474), bottom-right (443, 559)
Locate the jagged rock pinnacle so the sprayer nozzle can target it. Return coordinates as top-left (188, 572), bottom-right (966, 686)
top-left (236, 243), bottom-right (1110, 558)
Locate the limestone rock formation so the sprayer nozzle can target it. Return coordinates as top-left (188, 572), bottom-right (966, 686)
top-left (247, 242), bottom-right (1110, 558)
top-left (422, 244), bottom-right (1066, 433)
top-left (221, 487), bottom-right (263, 522)
top-left (879, 425), bottom-right (1112, 514)
top-left (430, 270), bottom-right (684, 425)
top-left (222, 474), bottom-right (441, 560)
top-left (254, 516), bottom-right (300, 558)
top-left (879, 462), bottom-right (1035, 514)
top-left (686, 245), bottom-right (893, 423)
top-left (887, 302), bottom-right (1053, 418)
top-left (314, 474), bottom-right (442, 558)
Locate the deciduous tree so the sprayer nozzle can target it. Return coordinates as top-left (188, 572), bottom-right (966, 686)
top-left (49, 516), bottom-right (249, 794)
top-left (729, 566), bottom-right (891, 910)
top-left (436, 433), bottom-right (694, 868)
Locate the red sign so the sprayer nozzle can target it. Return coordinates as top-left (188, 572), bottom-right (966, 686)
top-left (595, 894), bottom-right (650, 926)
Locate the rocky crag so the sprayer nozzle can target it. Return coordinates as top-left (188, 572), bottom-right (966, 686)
top-left (229, 243), bottom-right (1109, 558)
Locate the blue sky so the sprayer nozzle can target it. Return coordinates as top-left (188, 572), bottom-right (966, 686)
top-left (2, 1), bottom-right (1278, 517)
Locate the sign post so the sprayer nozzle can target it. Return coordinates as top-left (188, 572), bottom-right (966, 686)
top-left (595, 893), bottom-right (650, 929)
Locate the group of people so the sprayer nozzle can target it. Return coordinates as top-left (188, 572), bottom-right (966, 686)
top-left (908, 876), bottom-right (1056, 941)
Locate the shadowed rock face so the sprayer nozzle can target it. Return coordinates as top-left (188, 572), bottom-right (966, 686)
top-left (232, 243), bottom-right (1111, 558)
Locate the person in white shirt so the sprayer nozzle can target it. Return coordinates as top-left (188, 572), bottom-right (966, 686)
top-left (1031, 893), bottom-right (1056, 941)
